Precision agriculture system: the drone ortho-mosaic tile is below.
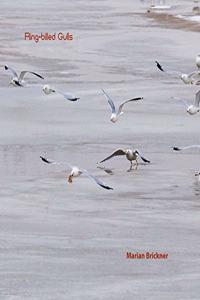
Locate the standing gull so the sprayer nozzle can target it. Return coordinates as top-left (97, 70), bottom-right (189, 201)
top-left (99, 149), bottom-right (150, 171)
top-left (155, 61), bottom-right (200, 85)
top-left (43, 84), bottom-right (79, 101)
top-left (40, 156), bottom-right (113, 190)
top-left (2, 65), bottom-right (44, 86)
top-left (101, 89), bottom-right (143, 123)
top-left (172, 90), bottom-right (200, 115)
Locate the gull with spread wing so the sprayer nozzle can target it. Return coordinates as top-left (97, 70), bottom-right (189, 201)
top-left (99, 149), bottom-right (150, 171)
top-left (40, 156), bottom-right (113, 190)
top-left (42, 84), bottom-right (79, 101)
top-left (2, 65), bottom-right (44, 86)
top-left (172, 90), bottom-right (200, 115)
top-left (101, 89), bottom-right (143, 123)
top-left (155, 61), bottom-right (200, 85)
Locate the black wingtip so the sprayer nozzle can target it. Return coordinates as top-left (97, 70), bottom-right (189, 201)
top-left (133, 97), bottom-right (143, 101)
top-left (69, 97), bottom-right (79, 102)
top-left (173, 147), bottom-right (181, 151)
top-left (100, 184), bottom-right (113, 190)
top-left (32, 72), bottom-right (44, 79)
top-left (155, 60), bottom-right (164, 72)
top-left (142, 158), bottom-right (150, 163)
top-left (4, 65), bottom-right (8, 70)
top-left (40, 156), bottom-right (51, 163)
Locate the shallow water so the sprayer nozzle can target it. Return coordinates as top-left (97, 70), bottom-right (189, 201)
top-left (0, 0), bottom-right (200, 299)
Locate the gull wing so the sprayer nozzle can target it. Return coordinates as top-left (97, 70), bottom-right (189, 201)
top-left (155, 61), bottom-right (182, 77)
top-left (101, 89), bottom-right (116, 114)
top-left (171, 96), bottom-right (189, 107)
top-left (117, 97), bottom-right (143, 115)
top-left (56, 89), bottom-right (79, 101)
top-left (19, 71), bottom-right (44, 81)
top-left (135, 150), bottom-right (150, 163)
top-left (4, 65), bottom-right (18, 78)
top-left (40, 156), bottom-right (72, 169)
top-left (99, 149), bottom-right (126, 163)
top-left (194, 90), bottom-right (200, 107)
top-left (187, 70), bottom-right (200, 78)
top-left (81, 169), bottom-right (113, 190)
top-left (173, 145), bottom-right (200, 151)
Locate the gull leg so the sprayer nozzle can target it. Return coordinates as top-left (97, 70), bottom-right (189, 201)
top-left (127, 161), bottom-right (133, 172)
top-left (135, 159), bottom-right (138, 170)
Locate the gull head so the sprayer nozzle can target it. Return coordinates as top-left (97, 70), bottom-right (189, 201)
top-left (110, 114), bottom-right (118, 123)
top-left (134, 150), bottom-right (140, 157)
top-left (42, 84), bottom-right (51, 95)
top-left (181, 74), bottom-right (192, 84)
top-left (187, 105), bottom-right (199, 115)
top-left (10, 78), bottom-right (19, 86)
top-left (67, 167), bottom-right (81, 183)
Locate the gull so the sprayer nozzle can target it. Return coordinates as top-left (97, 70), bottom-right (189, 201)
top-left (173, 145), bottom-right (200, 151)
top-left (196, 54), bottom-right (200, 69)
top-left (2, 65), bottom-right (44, 86)
top-left (43, 84), bottom-right (79, 101)
top-left (99, 149), bottom-right (150, 171)
top-left (40, 156), bottom-right (113, 190)
top-left (155, 61), bottom-right (200, 85)
top-left (101, 89), bottom-right (143, 123)
top-left (172, 90), bottom-right (200, 115)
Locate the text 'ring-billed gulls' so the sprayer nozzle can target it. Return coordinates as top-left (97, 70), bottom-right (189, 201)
top-left (101, 89), bottom-right (143, 123)
top-left (99, 149), bottom-right (150, 171)
top-left (172, 90), bottom-right (200, 115)
top-left (43, 84), bottom-right (79, 101)
top-left (40, 156), bottom-right (113, 190)
top-left (155, 61), bottom-right (200, 85)
top-left (1, 65), bottom-right (44, 86)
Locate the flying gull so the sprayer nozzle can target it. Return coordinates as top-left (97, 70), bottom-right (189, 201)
top-left (172, 90), bottom-right (200, 115)
top-left (43, 84), bottom-right (79, 101)
top-left (2, 65), bottom-right (44, 86)
top-left (155, 61), bottom-right (200, 85)
top-left (99, 149), bottom-right (150, 171)
top-left (101, 89), bottom-right (143, 123)
top-left (40, 156), bottom-right (113, 190)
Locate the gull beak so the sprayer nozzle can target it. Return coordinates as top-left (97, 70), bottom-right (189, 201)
top-left (68, 174), bottom-right (73, 183)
